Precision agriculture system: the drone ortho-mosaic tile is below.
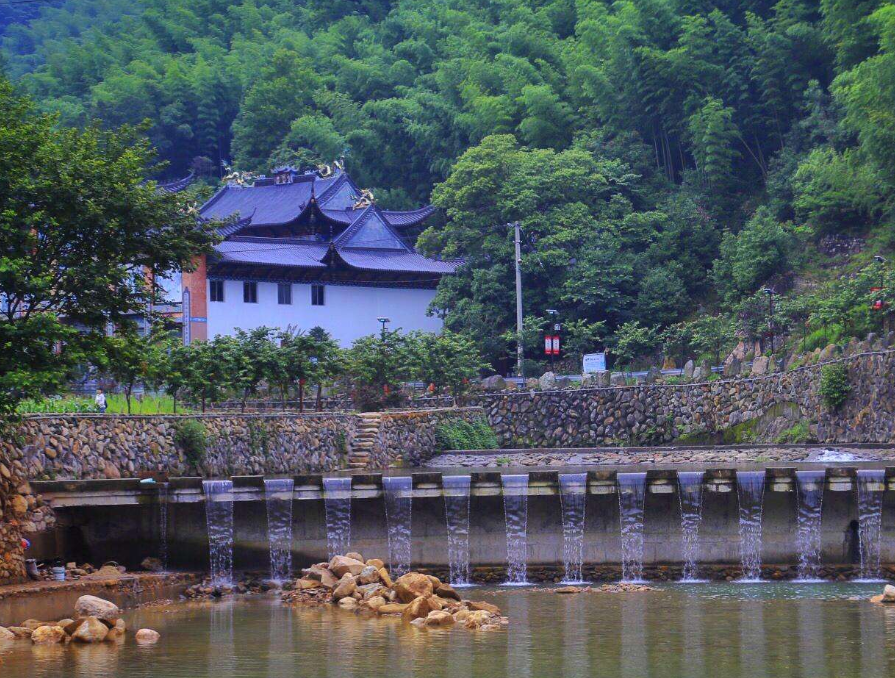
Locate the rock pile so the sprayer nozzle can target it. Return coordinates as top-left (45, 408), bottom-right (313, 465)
top-left (283, 553), bottom-right (508, 630)
top-left (0, 594), bottom-right (159, 646)
top-left (183, 574), bottom-right (273, 599)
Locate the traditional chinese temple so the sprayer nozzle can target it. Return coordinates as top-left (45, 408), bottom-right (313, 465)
top-left (180, 165), bottom-right (458, 345)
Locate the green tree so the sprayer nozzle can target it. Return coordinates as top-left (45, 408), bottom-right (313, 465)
top-left (406, 330), bottom-right (487, 400)
top-left (0, 79), bottom-right (215, 416)
top-left (346, 330), bottom-right (411, 411)
top-left (98, 326), bottom-right (166, 414)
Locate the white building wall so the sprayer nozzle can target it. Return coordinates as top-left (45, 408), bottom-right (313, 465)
top-left (205, 279), bottom-right (443, 346)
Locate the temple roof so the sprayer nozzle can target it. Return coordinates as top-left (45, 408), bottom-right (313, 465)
top-left (199, 168), bottom-right (435, 231)
top-left (201, 167), bottom-right (457, 279)
top-left (156, 171), bottom-right (197, 193)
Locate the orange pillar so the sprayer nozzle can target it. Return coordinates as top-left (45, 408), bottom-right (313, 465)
top-left (181, 255), bottom-right (208, 343)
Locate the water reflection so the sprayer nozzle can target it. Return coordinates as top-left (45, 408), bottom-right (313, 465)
top-left (4, 585), bottom-right (895, 678)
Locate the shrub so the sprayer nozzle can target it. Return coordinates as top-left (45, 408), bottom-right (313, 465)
top-left (775, 421), bottom-right (811, 444)
top-left (819, 363), bottom-right (851, 409)
top-left (435, 417), bottom-right (499, 451)
top-left (173, 419), bottom-right (207, 468)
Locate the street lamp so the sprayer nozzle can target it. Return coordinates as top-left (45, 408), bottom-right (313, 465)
top-left (377, 316), bottom-right (390, 339)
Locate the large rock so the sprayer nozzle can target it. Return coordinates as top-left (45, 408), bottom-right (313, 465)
top-left (393, 572), bottom-right (434, 603)
top-left (610, 373), bottom-right (626, 386)
top-left (303, 564), bottom-right (339, 588)
top-left (467, 600), bottom-right (501, 615)
top-left (538, 372), bottom-right (557, 391)
top-left (401, 596), bottom-right (433, 621)
top-left (378, 567), bottom-right (393, 588)
top-left (31, 626), bottom-right (65, 644)
top-left (481, 375), bottom-right (507, 391)
top-left (376, 603), bottom-right (408, 615)
top-left (135, 628), bottom-right (161, 644)
top-left (692, 366), bottom-right (708, 381)
top-left (723, 357), bottom-right (741, 377)
top-left (356, 566), bottom-right (381, 585)
top-left (332, 574), bottom-right (357, 601)
top-left (366, 596), bottom-right (387, 611)
top-left (72, 617), bottom-right (109, 643)
top-left (329, 556), bottom-right (365, 578)
top-left (435, 584), bottom-right (461, 601)
top-left (75, 595), bottom-right (120, 621)
top-left (683, 360), bottom-right (695, 379)
top-left (751, 356), bottom-right (770, 376)
top-left (883, 585), bottom-right (895, 602)
top-left (0, 626), bottom-right (15, 641)
top-left (425, 610), bottom-right (455, 627)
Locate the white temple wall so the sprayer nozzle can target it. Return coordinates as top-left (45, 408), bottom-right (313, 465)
top-left (205, 279), bottom-right (443, 346)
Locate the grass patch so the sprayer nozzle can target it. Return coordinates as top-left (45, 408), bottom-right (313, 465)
top-left (775, 421), bottom-right (811, 444)
top-left (436, 417), bottom-right (499, 451)
top-left (17, 393), bottom-right (188, 414)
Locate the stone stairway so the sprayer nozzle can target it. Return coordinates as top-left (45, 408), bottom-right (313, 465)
top-left (348, 412), bottom-right (382, 468)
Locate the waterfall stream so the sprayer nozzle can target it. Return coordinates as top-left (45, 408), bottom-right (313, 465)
top-left (677, 471), bottom-right (705, 582)
top-left (383, 476), bottom-right (413, 576)
top-left (856, 469), bottom-right (886, 581)
top-left (203, 480), bottom-right (234, 585)
top-left (264, 478), bottom-right (294, 582)
top-left (795, 470), bottom-right (825, 581)
top-left (617, 472), bottom-right (647, 583)
top-left (736, 471), bottom-right (765, 581)
top-left (323, 477), bottom-right (352, 559)
top-left (502, 474), bottom-right (530, 585)
top-left (559, 473), bottom-right (588, 583)
top-left (443, 475), bottom-right (472, 586)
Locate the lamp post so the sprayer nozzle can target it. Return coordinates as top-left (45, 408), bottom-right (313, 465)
top-left (377, 316), bottom-right (390, 340)
top-left (874, 255), bottom-right (887, 331)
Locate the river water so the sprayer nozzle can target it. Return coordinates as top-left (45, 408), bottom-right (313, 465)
top-left (2, 583), bottom-right (894, 677)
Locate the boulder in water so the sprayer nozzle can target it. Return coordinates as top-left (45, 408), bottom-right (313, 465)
top-left (394, 572), bottom-right (434, 603)
top-left (74, 595), bottom-right (120, 621)
top-left (72, 617), bottom-right (109, 643)
top-left (31, 626), bottom-right (65, 644)
top-left (0, 626), bottom-right (15, 641)
top-left (329, 555), bottom-right (365, 578)
top-left (135, 629), bottom-right (161, 644)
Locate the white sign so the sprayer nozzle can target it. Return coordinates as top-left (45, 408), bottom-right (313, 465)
top-left (582, 352), bottom-right (606, 373)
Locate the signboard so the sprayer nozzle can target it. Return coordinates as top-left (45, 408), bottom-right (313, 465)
top-left (582, 352), bottom-right (607, 373)
top-left (551, 336), bottom-right (560, 354)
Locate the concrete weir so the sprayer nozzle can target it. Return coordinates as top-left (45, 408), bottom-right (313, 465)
top-left (30, 465), bottom-right (895, 577)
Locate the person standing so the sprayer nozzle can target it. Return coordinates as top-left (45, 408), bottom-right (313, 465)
top-left (94, 388), bottom-right (107, 413)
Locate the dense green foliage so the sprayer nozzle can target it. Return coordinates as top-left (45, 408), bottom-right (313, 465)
top-left (0, 79), bottom-right (216, 416)
top-left (4, 0), bottom-right (895, 367)
top-left (173, 419), bottom-right (207, 467)
top-left (819, 362), bottom-right (851, 408)
top-left (435, 417), bottom-right (499, 451)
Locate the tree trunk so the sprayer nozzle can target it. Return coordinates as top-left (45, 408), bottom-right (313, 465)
top-left (125, 385), bottom-right (132, 415)
top-left (173, 394), bottom-right (177, 414)
top-left (316, 384), bottom-right (322, 411)
top-left (298, 381), bottom-right (304, 413)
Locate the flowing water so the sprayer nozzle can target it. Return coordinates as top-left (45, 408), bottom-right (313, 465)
top-left (382, 476), bottom-right (413, 576)
top-left (559, 473), bottom-right (588, 584)
top-left (856, 469), bottom-right (886, 581)
top-left (794, 470), bottom-right (825, 581)
top-left (323, 477), bottom-right (352, 559)
top-left (263, 478), bottom-right (294, 583)
top-left (158, 482), bottom-right (169, 572)
top-left (677, 471), bottom-right (704, 582)
top-left (5, 584), bottom-right (892, 678)
top-left (617, 472), bottom-right (647, 583)
top-left (203, 480), bottom-right (234, 585)
top-left (502, 474), bottom-right (530, 585)
top-left (443, 475), bottom-right (472, 586)
top-left (736, 471), bottom-right (765, 581)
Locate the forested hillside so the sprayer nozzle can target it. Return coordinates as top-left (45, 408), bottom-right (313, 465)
top-left (4, 0), bottom-right (894, 368)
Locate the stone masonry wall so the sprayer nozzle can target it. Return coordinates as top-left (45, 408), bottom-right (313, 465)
top-left (481, 350), bottom-right (895, 448)
top-left (377, 407), bottom-right (487, 466)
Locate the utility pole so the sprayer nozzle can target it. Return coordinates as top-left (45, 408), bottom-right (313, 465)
top-left (513, 222), bottom-right (525, 379)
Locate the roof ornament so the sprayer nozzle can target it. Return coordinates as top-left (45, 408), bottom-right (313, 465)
top-left (222, 163), bottom-right (257, 187)
top-left (352, 188), bottom-right (375, 209)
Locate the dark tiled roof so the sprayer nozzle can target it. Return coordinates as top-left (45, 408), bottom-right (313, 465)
top-left (200, 178), bottom-right (314, 226)
top-left (382, 206), bottom-right (437, 227)
top-left (215, 238), bottom-right (328, 269)
top-left (156, 171), bottom-right (197, 194)
top-left (336, 249), bottom-right (462, 274)
top-left (332, 206), bottom-right (410, 251)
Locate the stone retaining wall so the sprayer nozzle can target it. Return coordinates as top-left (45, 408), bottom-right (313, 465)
top-left (377, 408), bottom-right (486, 466)
top-left (481, 350), bottom-right (895, 448)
